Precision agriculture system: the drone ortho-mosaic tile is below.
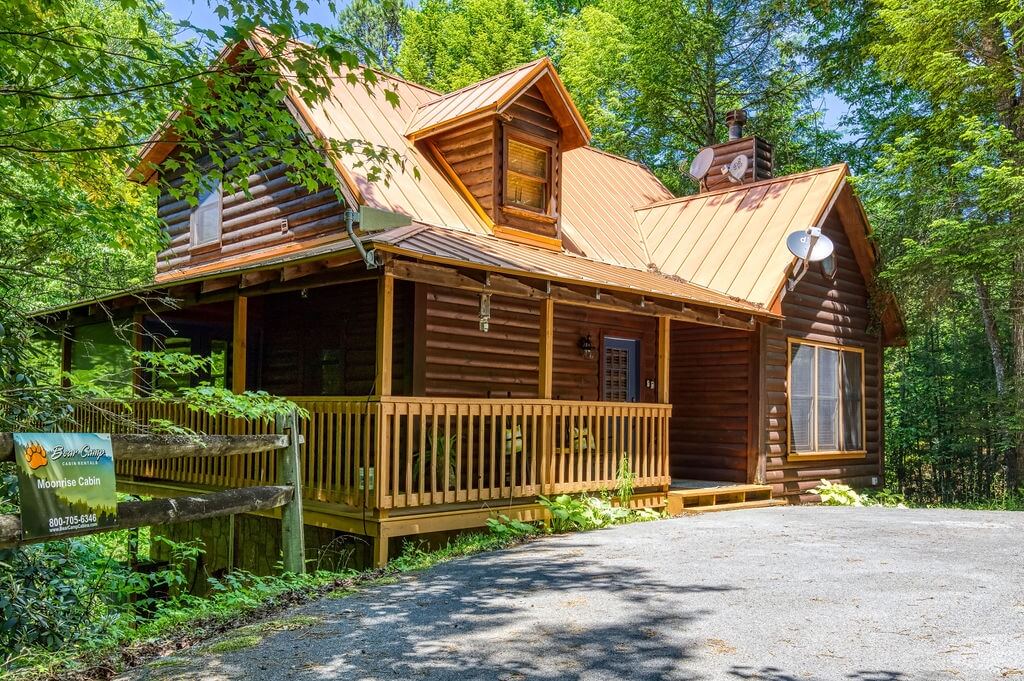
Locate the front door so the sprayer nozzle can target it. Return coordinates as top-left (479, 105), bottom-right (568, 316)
top-left (603, 337), bottom-right (640, 402)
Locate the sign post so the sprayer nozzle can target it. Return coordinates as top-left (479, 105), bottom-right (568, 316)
top-left (13, 433), bottom-right (117, 540)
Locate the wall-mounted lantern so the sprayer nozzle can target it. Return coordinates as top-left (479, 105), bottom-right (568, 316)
top-left (578, 333), bottom-right (595, 360)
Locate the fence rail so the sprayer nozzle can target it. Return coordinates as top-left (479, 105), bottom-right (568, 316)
top-left (70, 397), bottom-right (672, 513)
top-left (0, 410), bottom-right (306, 573)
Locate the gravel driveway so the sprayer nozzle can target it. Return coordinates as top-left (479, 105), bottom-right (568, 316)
top-left (124, 506), bottom-right (1024, 681)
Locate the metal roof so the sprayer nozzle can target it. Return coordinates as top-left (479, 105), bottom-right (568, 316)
top-left (635, 165), bottom-right (849, 307)
top-left (374, 223), bottom-right (775, 318)
top-left (404, 58), bottom-right (590, 149)
top-left (560, 147), bottom-right (675, 270)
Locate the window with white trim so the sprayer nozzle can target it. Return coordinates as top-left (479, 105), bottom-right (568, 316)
top-left (789, 340), bottom-right (864, 454)
top-left (190, 174), bottom-right (222, 247)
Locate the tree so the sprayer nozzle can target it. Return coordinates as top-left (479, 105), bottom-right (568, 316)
top-left (337, 0), bottom-right (407, 71)
top-left (852, 0), bottom-right (1024, 492)
top-left (0, 0), bottom-right (405, 430)
top-left (555, 0), bottom-right (842, 192)
top-left (396, 0), bottom-right (551, 91)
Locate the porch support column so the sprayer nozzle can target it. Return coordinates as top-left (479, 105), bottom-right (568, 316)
top-left (538, 298), bottom-right (554, 399)
top-left (539, 298), bottom-right (555, 494)
top-left (60, 330), bottom-right (73, 389)
top-left (375, 271), bottom-right (394, 397)
top-left (232, 295), bottom-right (248, 394)
top-left (657, 316), bottom-right (671, 404)
top-left (132, 312), bottom-right (145, 395)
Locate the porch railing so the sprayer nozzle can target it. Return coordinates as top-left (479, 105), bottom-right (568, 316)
top-left (73, 397), bottom-right (671, 513)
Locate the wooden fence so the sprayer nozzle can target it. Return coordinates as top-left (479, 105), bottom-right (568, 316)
top-left (0, 410), bottom-right (307, 573)
top-left (71, 397), bottom-right (671, 513)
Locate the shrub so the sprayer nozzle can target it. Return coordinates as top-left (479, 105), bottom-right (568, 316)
top-left (810, 479), bottom-right (863, 506)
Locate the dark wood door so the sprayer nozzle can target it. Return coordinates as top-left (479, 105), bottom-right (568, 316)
top-left (603, 337), bottom-right (640, 402)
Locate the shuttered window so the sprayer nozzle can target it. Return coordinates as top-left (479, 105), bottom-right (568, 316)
top-left (506, 138), bottom-right (549, 212)
top-left (191, 175), bottom-right (222, 247)
top-left (789, 341), bottom-right (865, 455)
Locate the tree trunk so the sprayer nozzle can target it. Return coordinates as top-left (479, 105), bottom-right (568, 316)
top-left (1009, 251), bottom-right (1024, 492)
top-left (974, 272), bottom-right (1007, 394)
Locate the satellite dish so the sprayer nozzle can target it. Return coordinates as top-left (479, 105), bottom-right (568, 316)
top-left (688, 147), bottom-right (715, 182)
top-left (723, 154), bottom-right (748, 183)
top-left (786, 227), bottom-right (834, 262)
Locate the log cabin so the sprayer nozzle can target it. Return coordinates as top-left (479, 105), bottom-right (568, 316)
top-left (47, 33), bottom-right (904, 567)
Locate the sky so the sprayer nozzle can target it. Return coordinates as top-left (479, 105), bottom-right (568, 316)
top-left (162, 0), bottom-right (851, 136)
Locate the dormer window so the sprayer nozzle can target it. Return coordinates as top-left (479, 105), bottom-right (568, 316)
top-left (191, 175), bottom-right (222, 248)
top-left (505, 137), bottom-right (551, 214)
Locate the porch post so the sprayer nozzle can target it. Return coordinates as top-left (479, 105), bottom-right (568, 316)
top-left (132, 312), bottom-right (145, 395)
top-left (232, 295), bottom-right (247, 394)
top-left (539, 298), bottom-right (554, 493)
top-left (538, 298), bottom-right (554, 399)
top-left (60, 330), bottom-right (73, 389)
top-left (657, 315), bottom-right (671, 491)
top-left (657, 316), bottom-right (671, 404)
top-left (375, 271), bottom-right (394, 397)
top-left (373, 271), bottom-right (394, 563)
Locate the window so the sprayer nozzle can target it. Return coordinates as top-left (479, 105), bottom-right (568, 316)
top-left (789, 340), bottom-right (864, 455)
top-left (190, 174), bottom-right (222, 247)
top-left (505, 137), bottom-right (549, 213)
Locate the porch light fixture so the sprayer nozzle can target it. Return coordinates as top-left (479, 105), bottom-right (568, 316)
top-left (578, 334), bottom-right (595, 360)
top-left (479, 293), bottom-right (491, 332)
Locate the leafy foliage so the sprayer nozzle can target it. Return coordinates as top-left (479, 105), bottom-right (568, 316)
top-left (538, 493), bottom-right (661, 532)
top-left (396, 0), bottom-right (550, 91)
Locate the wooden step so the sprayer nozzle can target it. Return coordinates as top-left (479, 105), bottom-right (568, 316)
top-left (678, 498), bottom-right (786, 514)
top-left (665, 483), bottom-right (777, 516)
top-left (669, 483), bottom-right (773, 499)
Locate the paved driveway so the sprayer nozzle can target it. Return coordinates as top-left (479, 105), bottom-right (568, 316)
top-left (126, 507), bottom-right (1024, 681)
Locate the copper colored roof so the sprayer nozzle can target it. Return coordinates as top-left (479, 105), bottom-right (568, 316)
top-left (405, 58), bottom-right (590, 149)
top-left (374, 223), bottom-right (775, 318)
top-left (635, 165), bottom-right (849, 307)
top-left (561, 147), bottom-right (675, 270)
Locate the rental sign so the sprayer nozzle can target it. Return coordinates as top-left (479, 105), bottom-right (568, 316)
top-left (13, 433), bottom-right (117, 539)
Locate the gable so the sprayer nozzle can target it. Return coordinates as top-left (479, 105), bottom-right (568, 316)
top-left (635, 165), bottom-right (848, 305)
top-left (405, 58), bottom-right (589, 150)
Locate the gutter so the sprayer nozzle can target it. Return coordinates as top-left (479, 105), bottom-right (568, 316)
top-left (345, 208), bottom-right (380, 269)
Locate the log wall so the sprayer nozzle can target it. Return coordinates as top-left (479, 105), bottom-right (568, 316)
top-left (764, 214), bottom-right (883, 502)
top-left (668, 324), bottom-right (753, 483)
top-left (416, 284), bottom-right (657, 401)
top-left (156, 150), bottom-right (345, 274)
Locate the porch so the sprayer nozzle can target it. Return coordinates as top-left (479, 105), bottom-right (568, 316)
top-left (58, 240), bottom-right (780, 565)
top-left (78, 396), bottom-right (671, 565)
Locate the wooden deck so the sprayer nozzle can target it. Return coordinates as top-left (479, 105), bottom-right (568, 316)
top-left (76, 397), bottom-right (672, 564)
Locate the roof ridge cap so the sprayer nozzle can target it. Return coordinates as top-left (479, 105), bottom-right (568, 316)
top-left (636, 163), bottom-right (849, 211)
top-left (411, 58), bottom-right (547, 112)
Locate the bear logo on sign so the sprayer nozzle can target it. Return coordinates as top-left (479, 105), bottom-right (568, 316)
top-left (23, 442), bottom-right (48, 470)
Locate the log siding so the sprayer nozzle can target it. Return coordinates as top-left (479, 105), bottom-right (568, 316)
top-left (156, 151), bottom-right (345, 274)
top-left (668, 324), bottom-right (753, 483)
top-left (763, 215), bottom-right (883, 502)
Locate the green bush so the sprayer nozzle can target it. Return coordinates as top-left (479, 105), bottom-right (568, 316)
top-left (537, 493), bottom-right (662, 532)
top-left (809, 479), bottom-right (864, 506)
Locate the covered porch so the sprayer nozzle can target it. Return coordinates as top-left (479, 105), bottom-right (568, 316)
top-left (59, 229), bottom-right (778, 565)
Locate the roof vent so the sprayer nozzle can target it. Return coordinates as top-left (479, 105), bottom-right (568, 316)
top-left (725, 109), bottom-right (747, 141)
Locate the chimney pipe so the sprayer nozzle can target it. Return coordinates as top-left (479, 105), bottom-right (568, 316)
top-left (725, 109), bottom-right (748, 141)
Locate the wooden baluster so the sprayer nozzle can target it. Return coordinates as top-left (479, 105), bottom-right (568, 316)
top-left (391, 403), bottom-right (400, 507)
top-left (489, 404), bottom-right (497, 500)
top-left (455, 405), bottom-right (464, 503)
top-left (467, 405), bottom-right (476, 502)
top-left (417, 403), bottom-right (426, 504)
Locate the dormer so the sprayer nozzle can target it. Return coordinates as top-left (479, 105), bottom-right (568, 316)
top-left (406, 59), bottom-right (590, 248)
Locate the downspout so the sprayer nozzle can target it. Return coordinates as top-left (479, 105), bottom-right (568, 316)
top-left (345, 207), bottom-right (379, 269)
